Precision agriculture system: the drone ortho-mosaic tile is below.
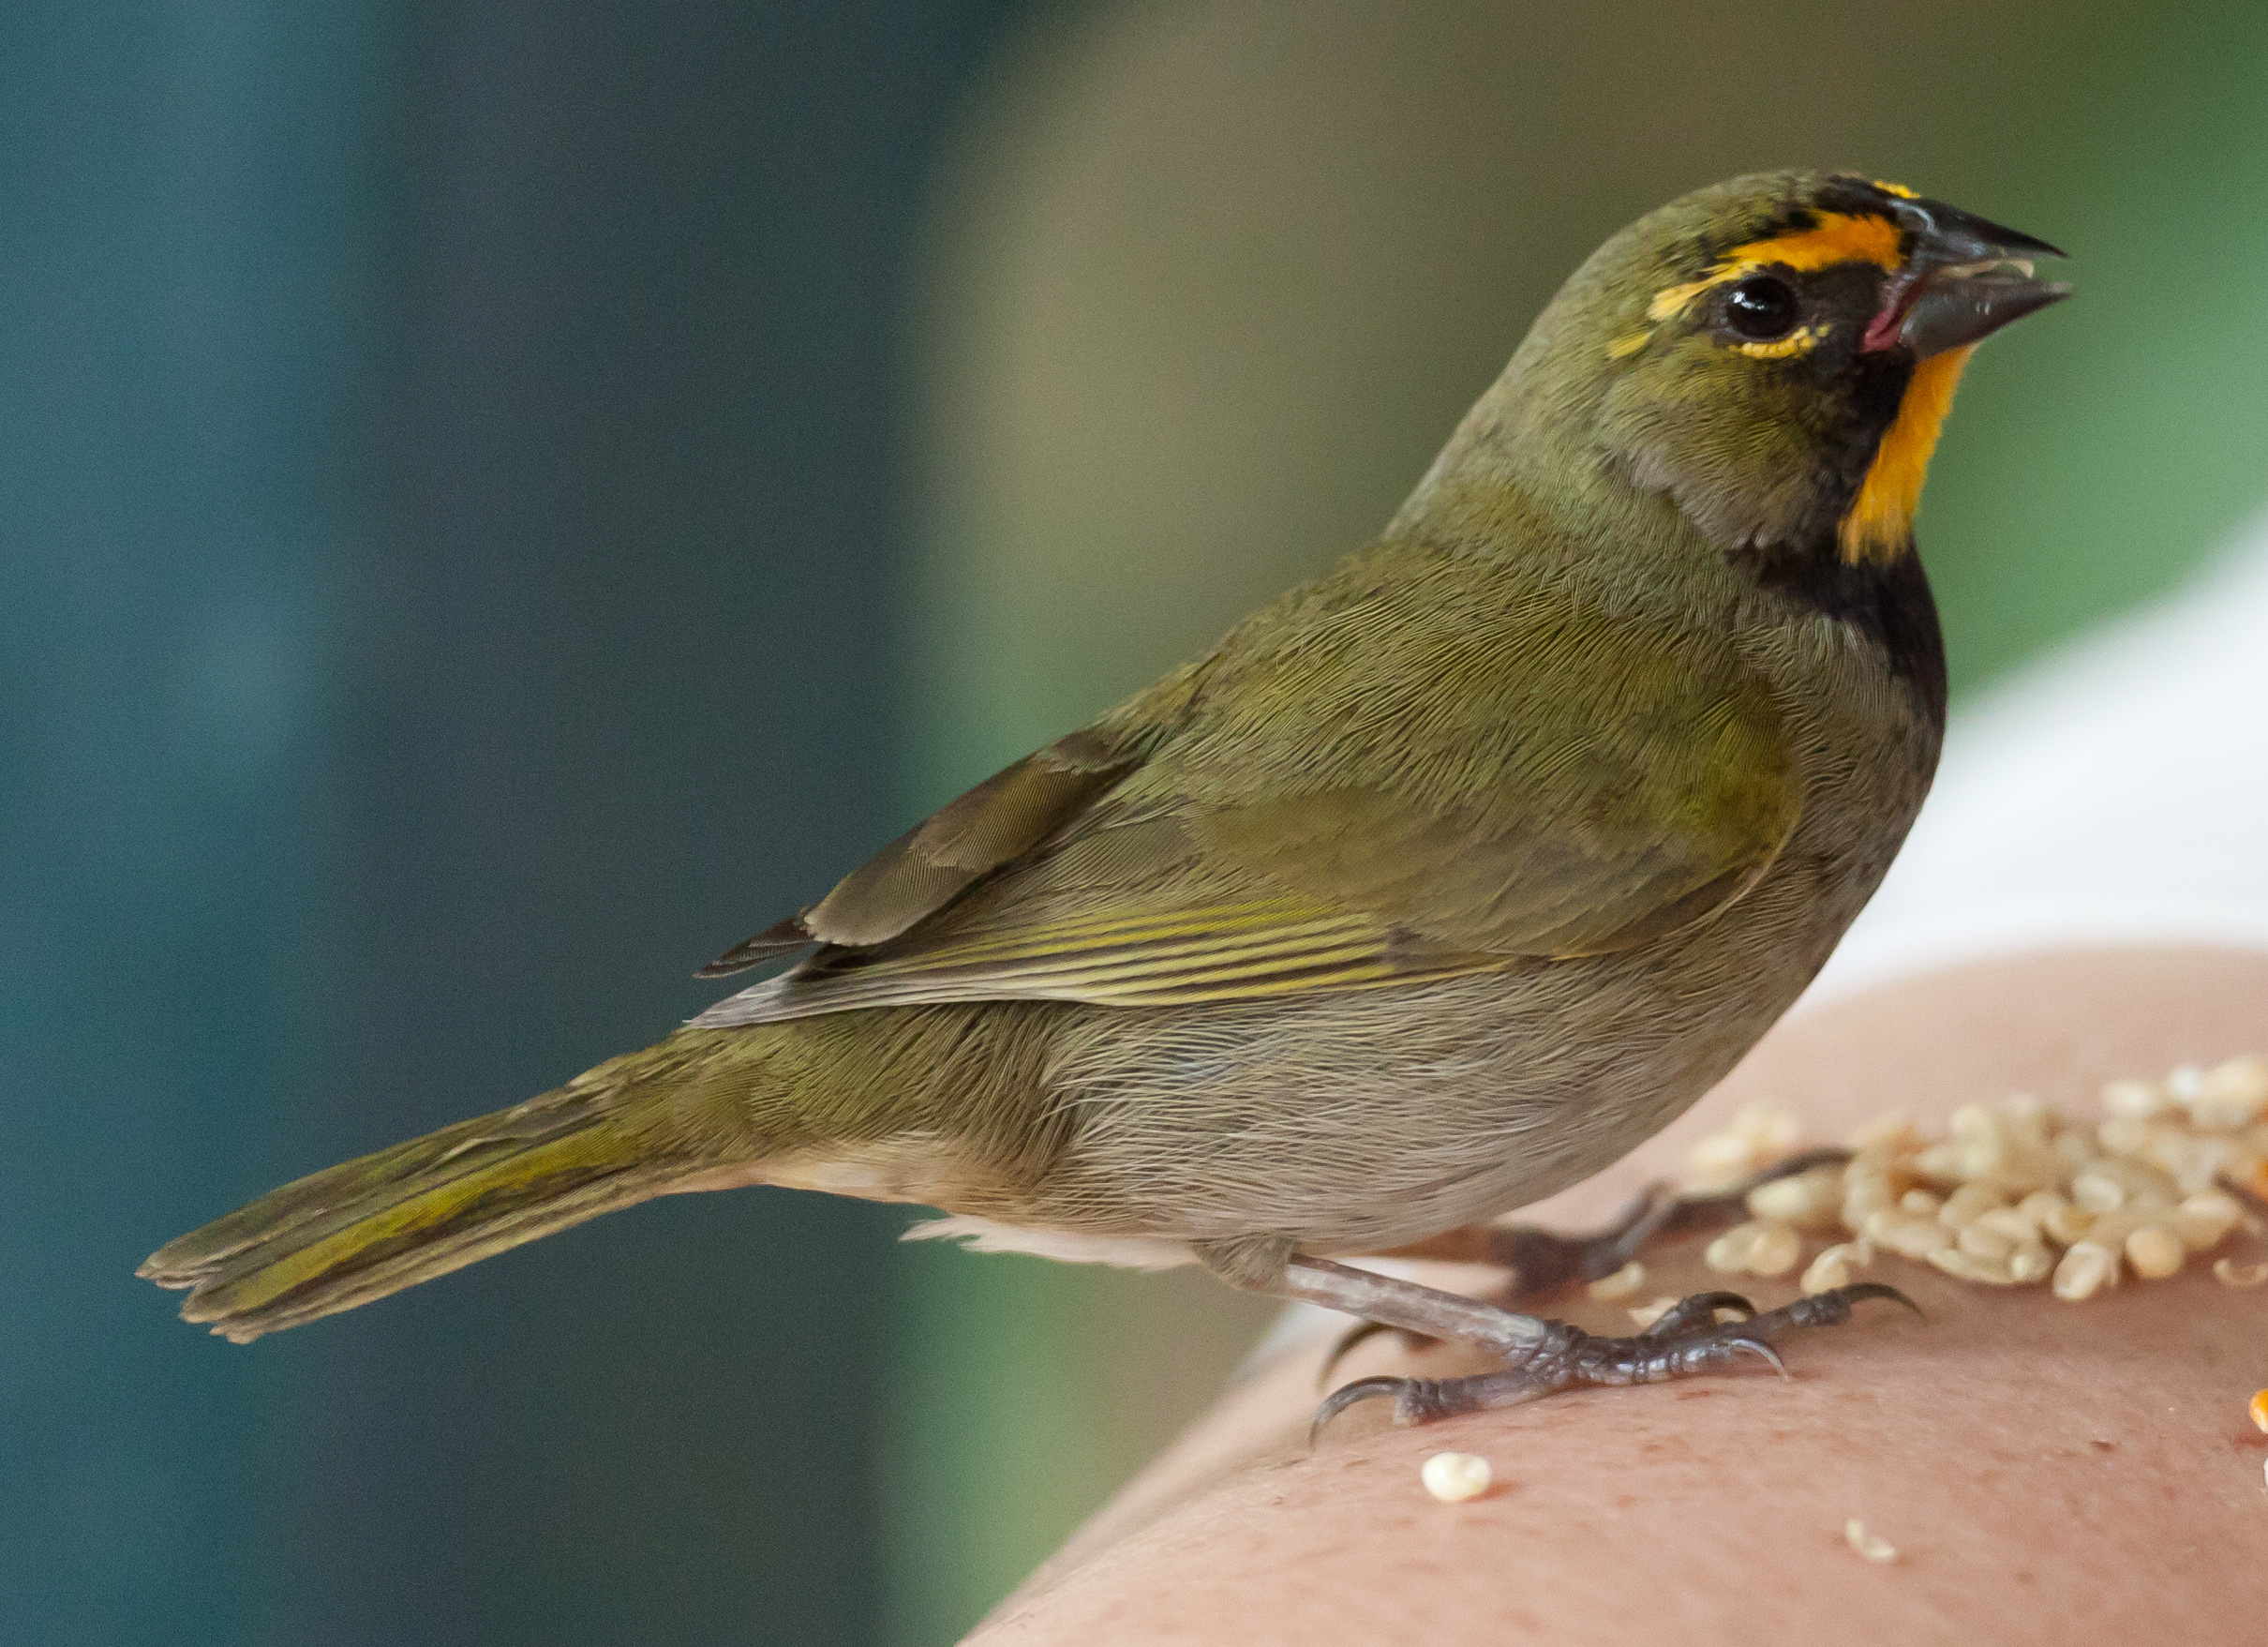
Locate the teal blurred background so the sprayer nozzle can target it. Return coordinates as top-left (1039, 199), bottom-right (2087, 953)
top-left (8, 3), bottom-right (2268, 1643)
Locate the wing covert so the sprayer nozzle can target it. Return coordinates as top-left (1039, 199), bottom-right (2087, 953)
top-left (697, 726), bottom-right (1139, 976)
top-left (695, 544), bottom-right (1798, 1026)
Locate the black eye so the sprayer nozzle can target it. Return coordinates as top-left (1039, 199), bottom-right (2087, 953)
top-left (1723, 275), bottom-right (1799, 341)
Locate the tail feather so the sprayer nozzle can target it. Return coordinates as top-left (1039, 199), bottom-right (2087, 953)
top-left (141, 1079), bottom-right (700, 1343)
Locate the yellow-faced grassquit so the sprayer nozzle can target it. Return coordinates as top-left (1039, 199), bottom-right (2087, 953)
top-left (143, 171), bottom-right (2067, 1422)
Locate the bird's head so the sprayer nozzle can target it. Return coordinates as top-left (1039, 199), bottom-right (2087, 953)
top-left (1442, 171), bottom-right (2067, 568)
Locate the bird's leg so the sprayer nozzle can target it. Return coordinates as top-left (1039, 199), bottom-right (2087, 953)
top-left (1318, 1146), bottom-right (1854, 1377)
top-left (1310, 1282), bottom-right (1917, 1436)
top-left (1196, 1239), bottom-right (1551, 1358)
top-left (1273, 1255), bottom-right (1551, 1356)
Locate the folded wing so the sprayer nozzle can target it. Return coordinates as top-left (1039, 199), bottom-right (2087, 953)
top-left (695, 545), bottom-right (1798, 1026)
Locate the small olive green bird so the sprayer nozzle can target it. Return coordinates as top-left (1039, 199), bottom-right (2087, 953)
top-left (144, 171), bottom-right (2067, 1422)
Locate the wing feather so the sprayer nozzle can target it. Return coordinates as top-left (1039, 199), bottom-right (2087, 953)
top-left (695, 543), bottom-right (1798, 1027)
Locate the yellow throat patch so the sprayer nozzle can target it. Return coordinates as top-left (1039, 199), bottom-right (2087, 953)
top-left (1838, 345), bottom-right (1974, 565)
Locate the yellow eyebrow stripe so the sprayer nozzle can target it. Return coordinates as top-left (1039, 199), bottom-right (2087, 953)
top-left (1647, 211), bottom-right (1905, 322)
top-left (1722, 211), bottom-right (1905, 273)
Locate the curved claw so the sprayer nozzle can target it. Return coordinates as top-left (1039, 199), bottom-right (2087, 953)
top-left (1723, 1335), bottom-right (1789, 1379)
top-left (1310, 1375), bottom-right (1414, 1445)
top-left (1688, 1290), bottom-right (1758, 1316)
top-left (1840, 1280), bottom-right (1925, 1321)
top-left (1641, 1290), bottom-right (1757, 1337)
top-left (1316, 1317), bottom-right (1429, 1389)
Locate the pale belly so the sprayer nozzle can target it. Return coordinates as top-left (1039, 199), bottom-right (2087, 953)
top-left (974, 855), bottom-right (1860, 1259)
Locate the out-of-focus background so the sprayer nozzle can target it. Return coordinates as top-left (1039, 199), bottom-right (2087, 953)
top-left (7, 2), bottom-right (2266, 1642)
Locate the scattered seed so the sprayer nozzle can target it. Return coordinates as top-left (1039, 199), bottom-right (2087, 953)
top-left (2007, 1240), bottom-right (2054, 1284)
top-left (2097, 1115), bottom-right (2156, 1159)
top-left (1704, 1221), bottom-right (1763, 1274)
top-left (1928, 1246), bottom-right (2013, 1284)
top-left (2053, 1240), bottom-right (2118, 1301)
top-left (1748, 1167), bottom-right (1844, 1231)
top-left (1875, 1216), bottom-right (1952, 1261)
top-left (1588, 1260), bottom-right (1646, 1302)
top-left (1974, 1206), bottom-right (2037, 1242)
top-left (2173, 1190), bottom-right (2244, 1251)
top-left (1746, 1222), bottom-right (1803, 1277)
top-left (2041, 1198), bottom-right (2095, 1246)
top-left (1938, 1182), bottom-right (2005, 1228)
top-left (2077, 1209), bottom-right (2141, 1258)
top-left (1848, 1111), bottom-right (1916, 1151)
top-left (1844, 1519), bottom-right (1898, 1564)
top-left (1669, 1056), bottom-right (2263, 1308)
top-left (2125, 1226), bottom-right (2185, 1280)
top-left (1687, 1101), bottom-right (1802, 1188)
top-left (2101, 1078), bottom-right (2170, 1119)
top-left (1421, 1451), bottom-right (1492, 1503)
top-left (2194, 1056), bottom-right (2268, 1130)
top-left (1800, 1243), bottom-right (1863, 1295)
top-left (2151, 1132), bottom-right (2233, 1194)
top-left (2100, 1156), bottom-right (2181, 1205)
top-left (2071, 1169), bottom-right (2126, 1214)
top-left (1958, 1220), bottom-right (2016, 1263)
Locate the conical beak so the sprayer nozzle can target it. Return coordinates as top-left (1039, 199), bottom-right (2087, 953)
top-left (1860, 196), bottom-right (2070, 356)
top-left (1896, 263), bottom-right (2071, 356)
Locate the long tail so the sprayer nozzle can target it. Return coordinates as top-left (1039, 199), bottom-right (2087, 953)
top-left (139, 1035), bottom-right (775, 1342)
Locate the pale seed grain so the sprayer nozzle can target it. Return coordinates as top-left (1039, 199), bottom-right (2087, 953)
top-left (1704, 1223), bottom-right (1762, 1275)
top-left (2125, 1226), bottom-right (2185, 1280)
top-left (2071, 1170), bottom-right (2126, 1214)
top-left (2171, 1190), bottom-right (2243, 1251)
top-left (2192, 1055), bottom-right (2268, 1130)
top-left (1746, 1222), bottom-right (1803, 1277)
top-left (1421, 1452), bottom-right (1492, 1504)
top-left (1800, 1246), bottom-right (1856, 1295)
top-left (2007, 1240), bottom-right (2054, 1284)
top-left (1588, 1260), bottom-right (1646, 1302)
top-left (2101, 1078), bottom-right (2170, 1119)
top-left (2053, 1241), bottom-right (2118, 1300)
top-left (1958, 1221), bottom-right (2016, 1262)
top-left (1844, 1520), bottom-right (1898, 1564)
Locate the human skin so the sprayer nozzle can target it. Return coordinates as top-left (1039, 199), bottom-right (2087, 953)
top-left (969, 948), bottom-right (2268, 1644)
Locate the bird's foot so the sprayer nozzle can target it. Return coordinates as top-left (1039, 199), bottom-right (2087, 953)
top-left (1318, 1146), bottom-right (1854, 1382)
top-left (1312, 1281), bottom-right (1917, 1438)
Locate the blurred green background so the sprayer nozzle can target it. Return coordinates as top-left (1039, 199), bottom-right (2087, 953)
top-left (7, 2), bottom-right (2267, 1643)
